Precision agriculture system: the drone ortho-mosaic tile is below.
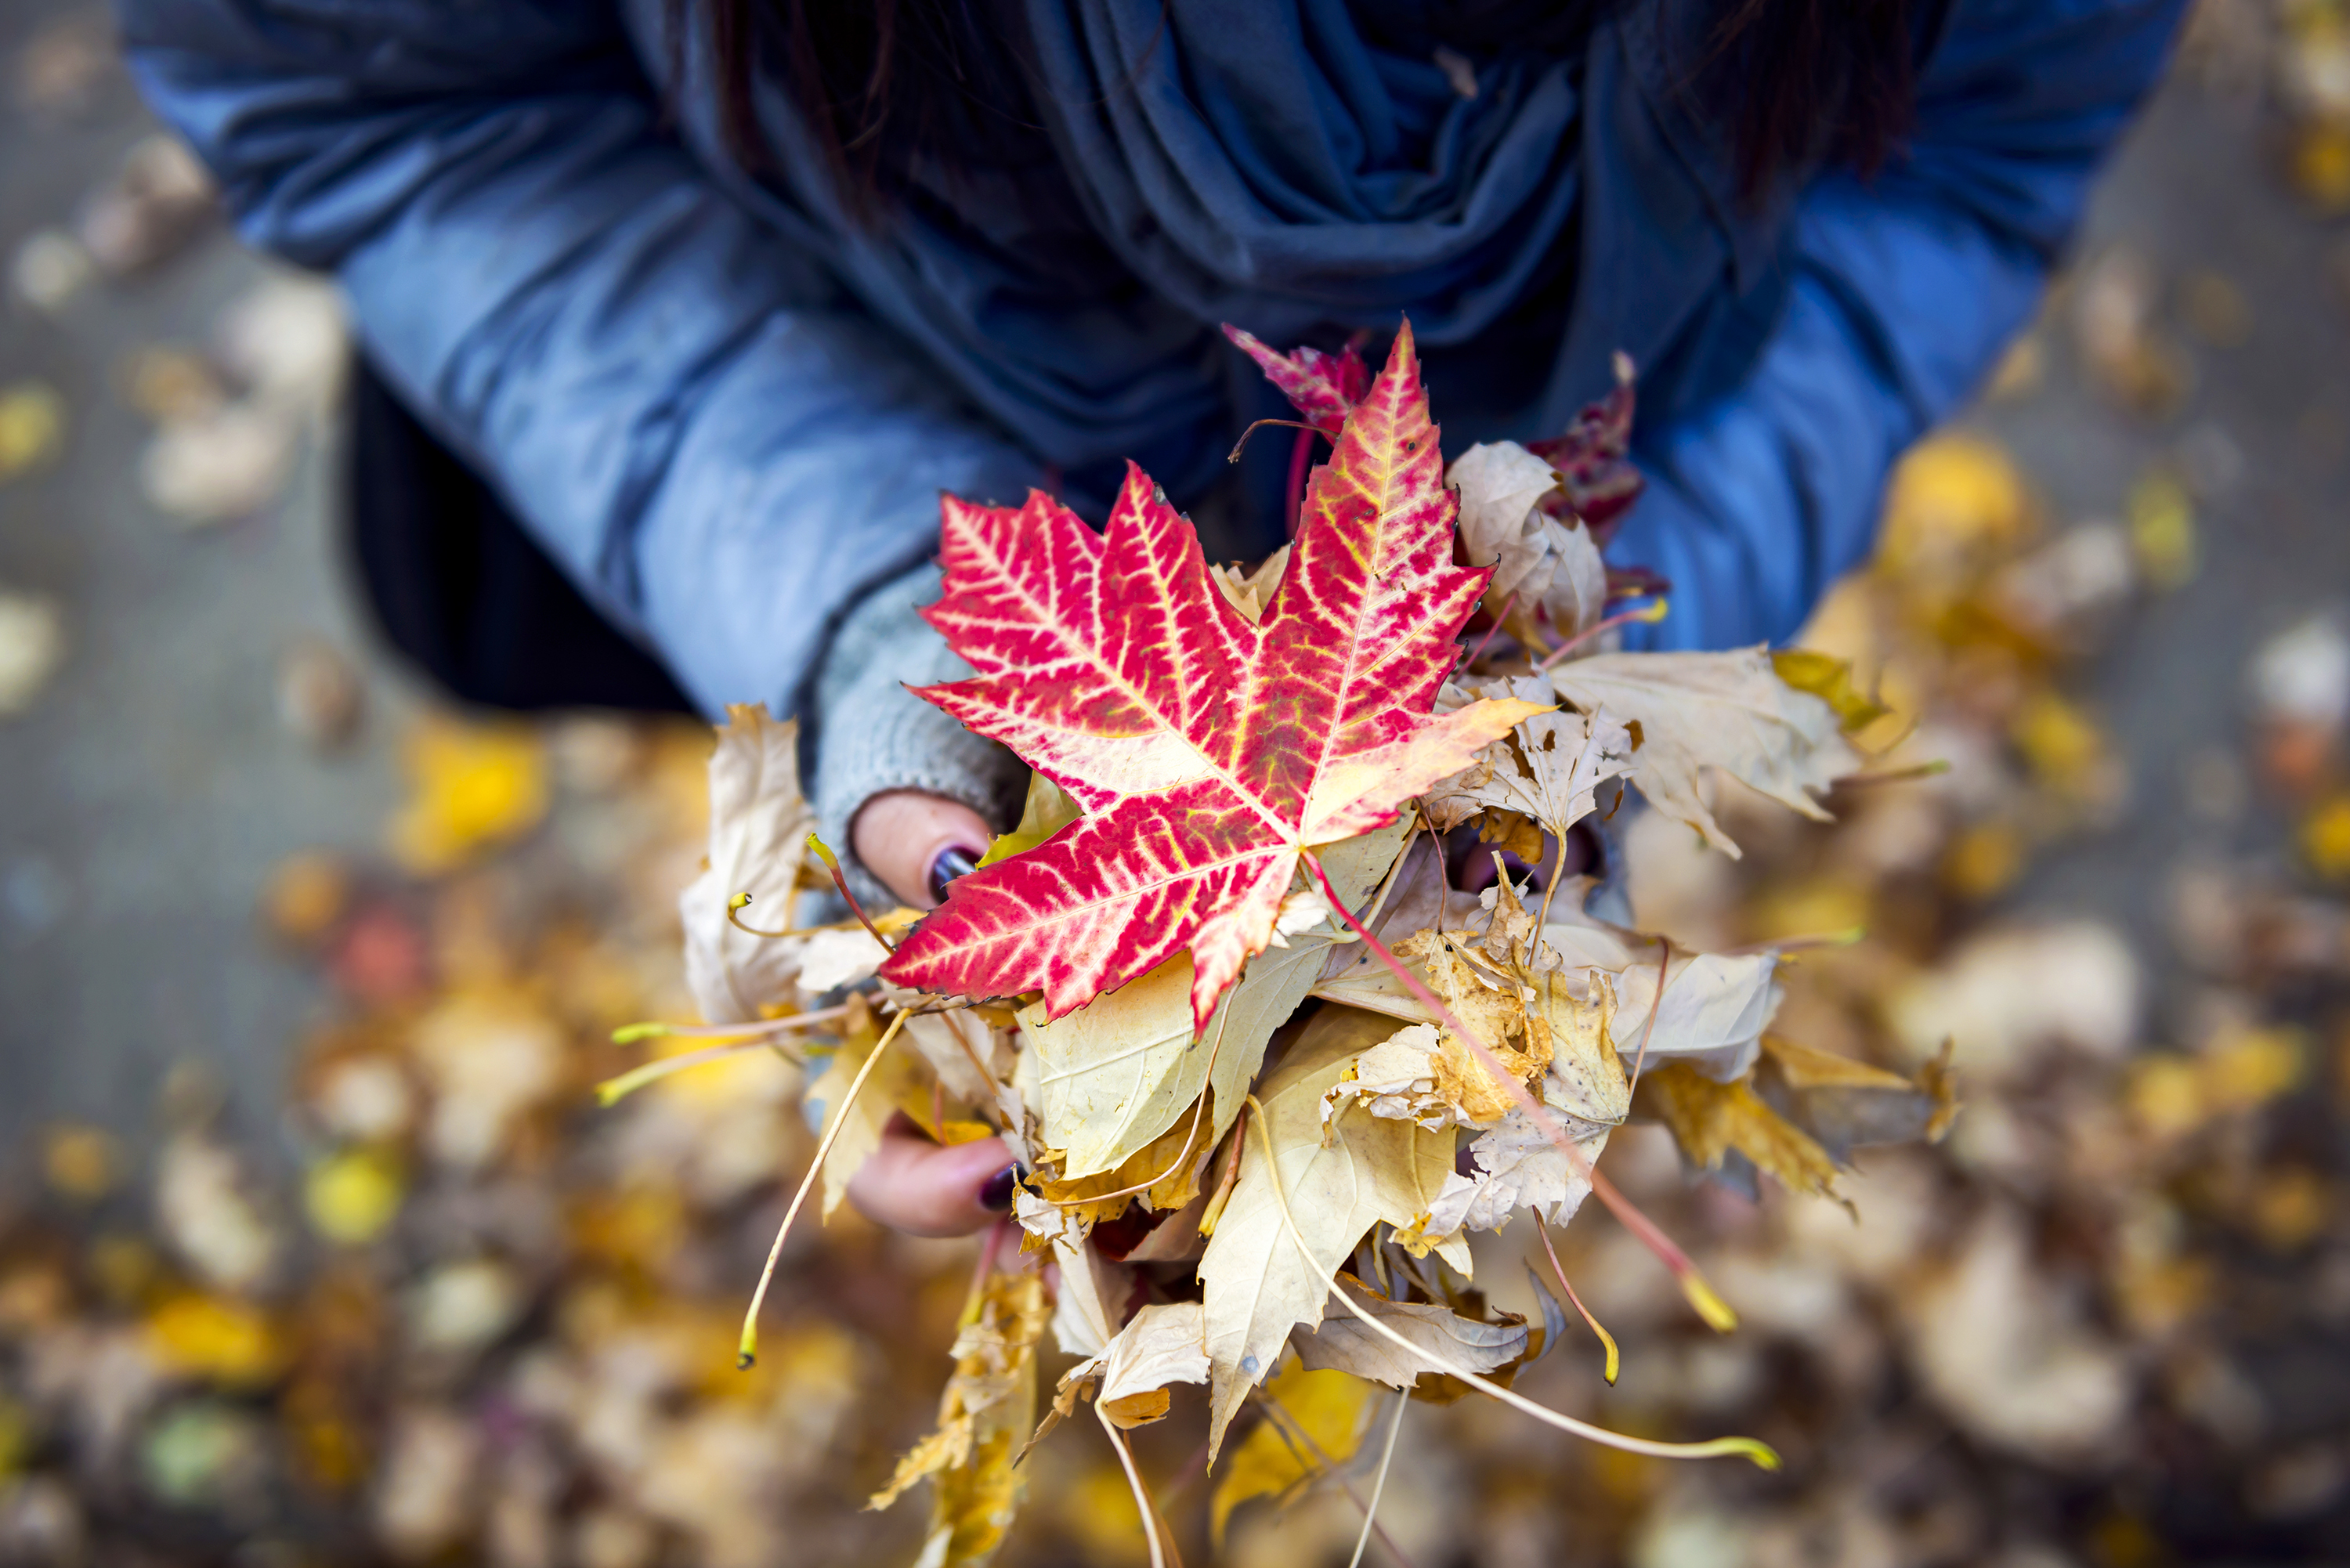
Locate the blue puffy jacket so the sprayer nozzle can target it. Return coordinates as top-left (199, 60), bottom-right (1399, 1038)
top-left (116, 0), bottom-right (2183, 882)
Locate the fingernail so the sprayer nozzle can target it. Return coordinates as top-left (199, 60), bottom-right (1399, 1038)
top-left (928, 844), bottom-right (981, 904)
top-left (979, 1163), bottom-right (1021, 1212)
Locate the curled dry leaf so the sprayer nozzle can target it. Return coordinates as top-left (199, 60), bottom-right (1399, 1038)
top-left (1016, 818), bottom-right (1412, 1181)
top-left (882, 326), bottom-right (1542, 1026)
top-left (1196, 1005), bottom-right (1462, 1456)
top-left (1549, 649), bottom-right (1864, 857)
top-left (1640, 1063), bottom-right (1845, 1205)
top-left (1056, 1300), bottom-right (1211, 1430)
top-left (679, 704), bottom-right (812, 1023)
top-left (1424, 673), bottom-right (1636, 841)
top-left (868, 1270), bottom-right (1047, 1568)
top-left (1448, 440), bottom-right (1611, 641)
top-left (1292, 1274), bottom-right (1530, 1390)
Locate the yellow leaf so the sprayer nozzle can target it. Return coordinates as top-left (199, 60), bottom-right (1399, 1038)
top-left (42, 1123), bottom-right (120, 1201)
top-left (1032, 1097), bottom-right (1213, 1230)
top-left (870, 1271), bottom-right (1047, 1568)
top-left (304, 1147), bottom-right (405, 1245)
top-left (1198, 1006), bottom-right (1457, 1454)
top-left (385, 718), bottom-right (549, 875)
top-left (1878, 434), bottom-right (2029, 571)
top-left (978, 771), bottom-right (1082, 868)
top-left (0, 382), bottom-right (66, 482)
top-left (1643, 1063), bottom-right (1842, 1205)
top-left (1209, 1362), bottom-right (1374, 1547)
top-left (2127, 470), bottom-right (2198, 591)
top-left (1770, 649), bottom-right (1890, 734)
top-left (2301, 794), bottom-right (2350, 879)
top-left (145, 1294), bottom-right (285, 1388)
top-left (1020, 817), bottom-right (1411, 1179)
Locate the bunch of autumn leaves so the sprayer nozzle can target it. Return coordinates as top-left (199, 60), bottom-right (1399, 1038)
top-left (639, 334), bottom-right (1955, 1568)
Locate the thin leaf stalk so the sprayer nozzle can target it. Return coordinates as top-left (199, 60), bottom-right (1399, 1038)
top-left (1538, 1219), bottom-right (1621, 1385)
top-left (610, 1003), bottom-right (848, 1046)
top-left (1245, 1096), bottom-right (1774, 1468)
top-left (804, 832), bottom-right (894, 951)
top-left (1249, 1390), bottom-right (1420, 1568)
top-left (1347, 1390), bottom-right (1409, 1568)
top-left (738, 1006), bottom-right (911, 1367)
top-left (1301, 854), bottom-right (1737, 1334)
top-left (1538, 597), bottom-right (1670, 668)
top-left (1097, 1400), bottom-right (1169, 1568)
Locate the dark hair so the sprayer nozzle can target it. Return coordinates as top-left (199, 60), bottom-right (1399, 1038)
top-left (684, 0), bottom-right (1914, 215)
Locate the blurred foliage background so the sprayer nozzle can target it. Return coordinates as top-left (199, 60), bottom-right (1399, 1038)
top-left (6, 1), bottom-right (2350, 1563)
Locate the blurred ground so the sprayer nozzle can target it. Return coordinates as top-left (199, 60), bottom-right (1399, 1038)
top-left (5, 2), bottom-right (2350, 1565)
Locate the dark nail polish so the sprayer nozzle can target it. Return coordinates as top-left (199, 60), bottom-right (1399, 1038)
top-left (979, 1163), bottom-right (1021, 1212)
top-left (928, 844), bottom-right (981, 904)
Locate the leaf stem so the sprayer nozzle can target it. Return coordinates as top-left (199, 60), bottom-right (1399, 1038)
top-left (1459, 591), bottom-right (1518, 670)
top-left (738, 1006), bottom-right (910, 1367)
top-left (610, 1004), bottom-right (848, 1047)
top-left (1538, 1219), bottom-right (1620, 1385)
top-left (1098, 1400), bottom-right (1168, 1568)
top-left (1625, 937), bottom-right (1671, 1100)
top-left (804, 833), bottom-right (893, 952)
top-left (595, 1022), bottom-right (839, 1107)
top-left (1301, 854), bottom-right (1736, 1335)
top-left (1348, 1391), bottom-right (1409, 1568)
top-left (1538, 597), bottom-right (1669, 668)
top-left (1244, 1095), bottom-right (1773, 1467)
top-left (725, 890), bottom-right (805, 939)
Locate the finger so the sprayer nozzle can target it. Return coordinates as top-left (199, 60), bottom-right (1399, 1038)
top-left (844, 1118), bottom-right (1020, 1238)
top-left (851, 790), bottom-right (994, 909)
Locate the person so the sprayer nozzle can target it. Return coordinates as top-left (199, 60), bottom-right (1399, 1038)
top-left (118, 0), bottom-right (2185, 1237)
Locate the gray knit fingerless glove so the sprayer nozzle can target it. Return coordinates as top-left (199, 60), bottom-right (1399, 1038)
top-left (811, 562), bottom-right (1029, 912)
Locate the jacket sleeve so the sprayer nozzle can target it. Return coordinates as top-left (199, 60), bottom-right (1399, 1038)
top-left (115, 0), bottom-right (1041, 720)
top-left (1610, 0), bottom-right (2188, 651)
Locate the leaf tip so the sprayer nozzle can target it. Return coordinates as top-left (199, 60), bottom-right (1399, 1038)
top-left (1681, 1272), bottom-right (1739, 1334)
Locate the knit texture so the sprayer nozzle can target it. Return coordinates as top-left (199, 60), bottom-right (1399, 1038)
top-left (812, 563), bottom-right (1030, 912)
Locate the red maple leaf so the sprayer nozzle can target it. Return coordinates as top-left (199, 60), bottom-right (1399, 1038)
top-left (1220, 325), bottom-right (1371, 442)
top-left (1527, 350), bottom-right (1645, 537)
top-left (880, 323), bottom-right (1542, 1026)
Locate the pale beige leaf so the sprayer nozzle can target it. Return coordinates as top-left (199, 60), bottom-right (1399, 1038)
top-left (799, 927), bottom-right (889, 995)
top-left (1549, 648), bottom-right (1864, 856)
top-left (1424, 674), bottom-right (1636, 840)
top-left (903, 1007), bottom-right (1014, 1109)
top-left (1197, 1005), bottom-right (1454, 1457)
top-left (1610, 948), bottom-right (1783, 1083)
top-left (1209, 545), bottom-right (1291, 625)
top-left (678, 705), bottom-right (812, 1023)
top-left (1021, 818), bottom-right (1411, 1178)
top-left (1449, 440), bottom-right (1560, 612)
top-left (1543, 515), bottom-right (1609, 639)
top-left (1048, 1234), bottom-right (1135, 1358)
top-left (1083, 1301), bottom-right (1210, 1428)
top-left (1292, 1277), bottom-right (1529, 1389)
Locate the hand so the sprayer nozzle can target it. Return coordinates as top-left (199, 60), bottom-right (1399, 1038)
top-left (845, 1114), bottom-right (1021, 1237)
top-left (852, 789), bottom-right (992, 909)
top-left (846, 793), bottom-right (1011, 1238)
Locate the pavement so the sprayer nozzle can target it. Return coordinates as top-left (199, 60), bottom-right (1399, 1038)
top-left (0, 2), bottom-right (2342, 1160)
